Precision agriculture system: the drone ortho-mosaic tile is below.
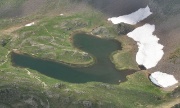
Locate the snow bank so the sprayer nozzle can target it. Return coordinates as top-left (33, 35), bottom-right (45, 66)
top-left (107, 5), bottom-right (178, 88)
top-left (108, 6), bottom-right (152, 25)
top-left (25, 22), bottom-right (35, 27)
top-left (149, 71), bottom-right (178, 88)
top-left (127, 24), bottom-right (164, 69)
top-left (108, 6), bottom-right (162, 69)
top-left (60, 14), bottom-right (64, 16)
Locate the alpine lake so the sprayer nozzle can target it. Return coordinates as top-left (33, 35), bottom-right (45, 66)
top-left (11, 33), bottom-right (135, 84)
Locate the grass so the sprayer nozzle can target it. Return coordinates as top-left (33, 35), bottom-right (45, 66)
top-left (0, 59), bottom-right (169, 107)
top-left (111, 50), bottom-right (138, 70)
top-left (5, 11), bottom-right (112, 66)
top-left (0, 43), bottom-right (171, 108)
top-left (0, 0), bottom-right (176, 107)
top-left (111, 36), bottom-right (139, 70)
top-left (0, 40), bottom-right (169, 108)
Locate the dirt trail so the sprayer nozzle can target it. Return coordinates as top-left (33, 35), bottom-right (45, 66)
top-left (1, 25), bottom-right (23, 35)
top-left (0, 51), bottom-right (10, 66)
top-left (25, 69), bottom-right (47, 88)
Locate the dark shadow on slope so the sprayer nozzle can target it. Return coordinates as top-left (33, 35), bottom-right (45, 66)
top-left (84, 0), bottom-right (149, 17)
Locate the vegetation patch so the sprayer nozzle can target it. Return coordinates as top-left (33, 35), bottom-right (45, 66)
top-left (0, 66), bottom-right (169, 108)
top-left (111, 36), bottom-right (139, 70)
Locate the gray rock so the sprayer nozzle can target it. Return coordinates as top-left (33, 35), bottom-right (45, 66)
top-left (116, 23), bottom-right (134, 35)
top-left (83, 101), bottom-right (92, 108)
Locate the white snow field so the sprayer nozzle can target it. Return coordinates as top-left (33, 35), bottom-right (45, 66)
top-left (149, 71), bottom-right (178, 88)
top-left (127, 24), bottom-right (164, 69)
top-left (25, 22), bottom-right (35, 27)
top-left (108, 6), bottom-right (152, 25)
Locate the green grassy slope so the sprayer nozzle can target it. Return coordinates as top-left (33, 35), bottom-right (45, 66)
top-left (0, 0), bottom-right (178, 108)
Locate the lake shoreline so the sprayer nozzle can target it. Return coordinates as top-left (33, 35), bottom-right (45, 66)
top-left (11, 30), bottom-right (138, 73)
top-left (11, 33), bottom-right (136, 84)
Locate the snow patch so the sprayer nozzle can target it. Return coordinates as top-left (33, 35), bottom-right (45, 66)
top-left (108, 6), bottom-right (152, 25)
top-left (127, 24), bottom-right (164, 69)
top-left (25, 22), bottom-right (35, 27)
top-left (107, 5), bottom-right (178, 88)
top-left (60, 14), bottom-right (64, 16)
top-left (149, 71), bottom-right (178, 88)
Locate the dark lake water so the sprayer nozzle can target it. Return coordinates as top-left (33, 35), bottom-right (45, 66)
top-left (11, 33), bottom-right (135, 84)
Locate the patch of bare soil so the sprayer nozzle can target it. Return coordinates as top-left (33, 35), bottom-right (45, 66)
top-left (2, 25), bottom-right (23, 35)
